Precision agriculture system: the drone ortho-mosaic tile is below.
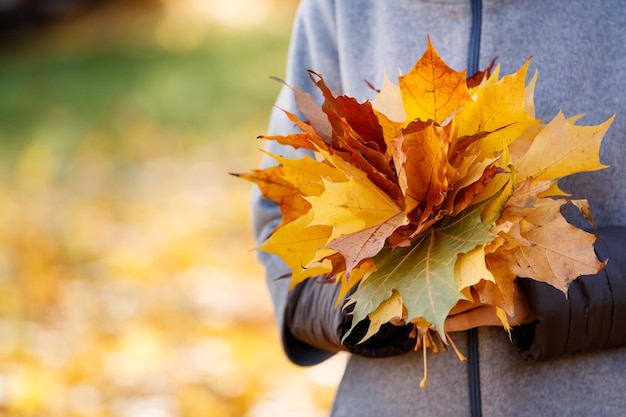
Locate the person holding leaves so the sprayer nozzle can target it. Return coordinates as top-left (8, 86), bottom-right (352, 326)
top-left (252, 1), bottom-right (626, 415)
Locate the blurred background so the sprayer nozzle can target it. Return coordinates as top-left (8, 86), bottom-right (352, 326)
top-left (0, 0), bottom-right (347, 416)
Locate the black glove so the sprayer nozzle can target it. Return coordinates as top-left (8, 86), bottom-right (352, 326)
top-left (340, 300), bottom-right (417, 358)
top-left (283, 276), bottom-right (416, 365)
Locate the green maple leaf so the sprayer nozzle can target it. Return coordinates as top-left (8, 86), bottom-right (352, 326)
top-left (345, 202), bottom-right (494, 343)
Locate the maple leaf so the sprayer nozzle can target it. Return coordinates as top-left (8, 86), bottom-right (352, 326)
top-left (479, 180), bottom-right (605, 315)
top-left (399, 37), bottom-right (471, 124)
top-left (308, 70), bottom-right (388, 156)
top-left (269, 76), bottom-right (333, 142)
top-left (334, 259), bottom-right (377, 308)
top-left (326, 212), bottom-right (408, 277)
top-left (372, 72), bottom-right (406, 123)
top-left (515, 111), bottom-right (613, 182)
top-left (257, 210), bottom-right (334, 288)
top-left (394, 122), bottom-right (449, 222)
top-left (305, 176), bottom-right (403, 241)
top-left (359, 289), bottom-right (404, 343)
top-left (345, 201), bottom-right (495, 341)
top-left (233, 166), bottom-right (308, 225)
top-left (492, 196), bottom-right (605, 293)
top-left (455, 244), bottom-right (495, 291)
top-left (455, 58), bottom-right (536, 143)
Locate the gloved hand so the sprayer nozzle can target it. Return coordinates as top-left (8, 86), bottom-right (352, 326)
top-left (284, 276), bottom-right (417, 365)
top-left (340, 300), bottom-right (418, 358)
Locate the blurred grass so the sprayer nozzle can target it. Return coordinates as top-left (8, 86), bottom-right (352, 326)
top-left (0, 2), bottom-right (346, 416)
top-left (0, 26), bottom-right (290, 153)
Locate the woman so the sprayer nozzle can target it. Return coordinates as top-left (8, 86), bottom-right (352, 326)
top-left (252, 1), bottom-right (626, 415)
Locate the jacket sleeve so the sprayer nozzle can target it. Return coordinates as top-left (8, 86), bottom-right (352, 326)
top-left (252, 0), bottom-right (417, 365)
top-left (251, 0), bottom-right (342, 366)
top-left (514, 226), bottom-right (626, 361)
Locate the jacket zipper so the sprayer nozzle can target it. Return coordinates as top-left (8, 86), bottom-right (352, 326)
top-left (467, 1), bottom-right (483, 416)
top-left (467, 328), bottom-right (482, 417)
top-left (468, 0), bottom-right (483, 77)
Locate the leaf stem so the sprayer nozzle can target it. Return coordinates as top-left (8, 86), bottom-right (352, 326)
top-left (446, 331), bottom-right (467, 362)
top-left (433, 329), bottom-right (448, 353)
top-left (419, 333), bottom-right (429, 389)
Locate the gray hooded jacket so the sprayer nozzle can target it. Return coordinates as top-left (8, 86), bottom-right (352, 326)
top-left (252, 1), bottom-right (626, 415)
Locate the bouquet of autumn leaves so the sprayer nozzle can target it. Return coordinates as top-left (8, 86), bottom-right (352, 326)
top-left (236, 40), bottom-right (612, 382)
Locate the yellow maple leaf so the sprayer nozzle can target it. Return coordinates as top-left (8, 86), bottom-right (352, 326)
top-left (235, 165), bottom-right (313, 226)
top-left (399, 38), bottom-right (471, 124)
top-left (372, 71), bottom-right (406, 123)
top-left (516, 111), bottom-right (613, 182)
top-left (257, 210), bottom-right (334, 288)
top-left (455, 59), bottom-right (535, 141)
top-left (306, 176), bottom-right (403, 241)
top-left (276, 153), bottom-right (348, 196)
top-left (455, 244), bottom-right (495, 291)
top-left (335, 259), bottom-right (377, 308)
top-left (360, 290), bottom-right (404, 343)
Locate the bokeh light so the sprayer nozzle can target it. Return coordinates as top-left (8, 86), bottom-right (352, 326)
top-left (0, 1), bottom-right (347, 416)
